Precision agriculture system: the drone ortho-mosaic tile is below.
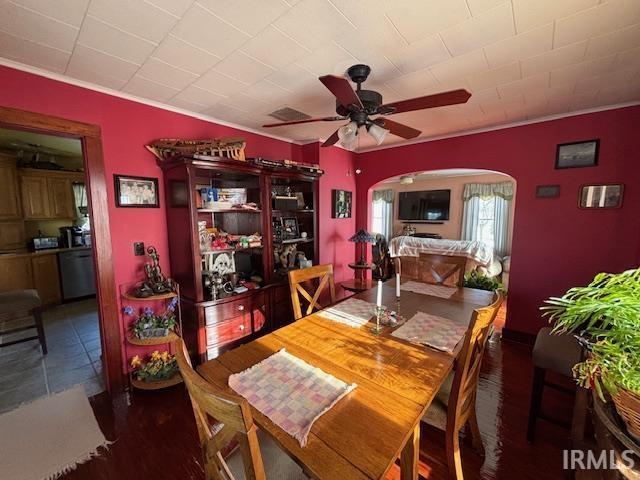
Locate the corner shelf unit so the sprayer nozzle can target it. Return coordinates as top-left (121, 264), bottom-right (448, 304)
top-left (159, 156), bottom-right (321, 362)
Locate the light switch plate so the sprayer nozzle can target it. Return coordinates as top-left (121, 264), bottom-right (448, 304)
top-left (134, 242), bottom-right (145, 256)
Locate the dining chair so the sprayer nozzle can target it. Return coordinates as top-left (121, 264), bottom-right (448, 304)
top-left (396, 254), bottom-right (468, 287)
top-left (288, 264), bottom-right (336, 320)
top-left (422, 290), bottom-right (504, 480)
top-left (174, 339), bottom-right (306, 480)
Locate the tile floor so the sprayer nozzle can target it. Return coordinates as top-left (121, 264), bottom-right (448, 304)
top-left (0, 298), bottom-right (105, 413)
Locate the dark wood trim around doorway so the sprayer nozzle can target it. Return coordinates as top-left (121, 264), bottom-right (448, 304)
top-left (0, 106), bottom-right (124, 393)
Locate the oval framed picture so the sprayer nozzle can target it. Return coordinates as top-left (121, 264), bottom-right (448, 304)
top-left (579, 183), bottom-right (623, 209)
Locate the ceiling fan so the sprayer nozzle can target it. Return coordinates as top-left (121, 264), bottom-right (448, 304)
top-left (262, 64), bottom-right (471, 149)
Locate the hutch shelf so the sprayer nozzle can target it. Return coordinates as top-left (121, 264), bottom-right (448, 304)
top-left (160, 156), bottom-right (321, 362)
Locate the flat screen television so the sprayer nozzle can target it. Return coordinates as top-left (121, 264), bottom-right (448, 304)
top-left (398, 189), bottom-right (450, 221)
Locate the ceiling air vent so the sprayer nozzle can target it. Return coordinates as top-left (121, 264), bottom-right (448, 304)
top-left (268, 107), bottom-right (311, 122)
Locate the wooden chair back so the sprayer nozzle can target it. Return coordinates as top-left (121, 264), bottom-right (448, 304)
top-left (174, 339), bottom-right (266, 480)
top-left (395, 254), bottom-right (467, 287)
top-left (288, 264), bottom-right (336, 320)
top-left (448, 290), bottom-right (504, 432)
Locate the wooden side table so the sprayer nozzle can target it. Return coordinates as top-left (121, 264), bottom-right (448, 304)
top-left (341, 278), bottom-right (374, 294)
top-left (348, 262), bottom-right (374, 281)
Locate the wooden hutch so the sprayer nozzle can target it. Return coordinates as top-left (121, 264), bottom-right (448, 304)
top-left (160, 156), bottom-right (320, 362)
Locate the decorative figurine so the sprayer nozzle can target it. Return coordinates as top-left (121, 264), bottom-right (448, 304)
top-left (133, 246), bottom-right (175, 297)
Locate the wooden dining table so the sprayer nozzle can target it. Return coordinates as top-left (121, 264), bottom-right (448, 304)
top-left (197, 279), bottom-right (494, 480)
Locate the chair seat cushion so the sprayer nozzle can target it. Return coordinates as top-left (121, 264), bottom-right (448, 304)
top-left (422, 371), bottom-right (454, 431)
top-left (0, 289), bottom-right (41, 314)
top-left (532, 327), bottom-right (582, 377)
top-left (226, 429), bottom-right (307, 479)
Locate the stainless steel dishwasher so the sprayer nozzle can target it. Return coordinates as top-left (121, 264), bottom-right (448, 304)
top-left (58, 249), bottom-right (96, 300)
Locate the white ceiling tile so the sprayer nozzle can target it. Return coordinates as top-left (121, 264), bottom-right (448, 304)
top-left (212, 52), bottom-right (274, 84)
top-left (497, 73), bottom-right (549, 98)
top-left (0, 30), bottom-right (70, 72)
top-left (549, 55), bottom-right (617, 87)
top-left (171, 3), bottom-right (250, 57)
top-left (430, 50), bottom-right (488, 84)
top-left (173, 85), bottom-right (226, 107)
top-left (555, 0), bottom-right (640, 47)
top-left (524, 84), bottom-right (577, 106)
top-left (574, 68), bottom-right (637, 95)
top-left (384, 69), bottom-right (439, 98)
top-left (123, 75), bottom-right (180, 102)
top-left (440, 3), bottom-right (515, 56)
top-left (480, 94), bottom-right (525, 113)
top-left (465, 87), bottom-right (500, 104)
top-left (8, 0), bottom-right (89, 27)
top-left (77, 16), bottom-right (156, 65)
top-left (295, 43), bottom-right (357, 76)
top-left (466, 62), bottom-right (521, 91)
top-left (242, 80), bottom-right (292, 105)
top-left (219, 93), bottom-right (271, 114)
top-left (273, 0), bottom-right (358, 50)
top-left (197, 0), bottom-right (290, 36)
top-left (153, 35), bottom-right (221, 75)
top-left (167, 96), bottom-right (210, 113)
top-left (192, 69), bottom-right (247, 97)
top-left (0, 0), bottom-right (78, 51)
top-left (520, 41), bottom-right (587, 77)
top-left (385, 0), bottom-right (470, 44)
top-left (585, 24), bottom-right (640, 60)
top-left (266, 63), bottom-right (318, 91)
top-left (466, 0), bottom-right (509, 16)
top-left (87, 0), bottom-right (178, 43)
top-left (615, 45), bottom-right (640, 69)
top-left (241, 26), bottom-right (309, 69)
top-left (137, 57), bottom-right (198, 89)
top-left (383, 34), bottom-right (451, 75)
top-left (483, 23), bottom-right (553, 67)
top-left (512, 0), bottom-right (598, 33)
top-left (145, 0), bottom-right (194, 18)
top-left (66, 44), bottom-right (138, 83)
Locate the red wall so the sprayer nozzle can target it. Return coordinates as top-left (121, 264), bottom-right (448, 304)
top-left (0, 65), bottom-right (321, 369)
top-left (355, 106), bottom-right (640, 335)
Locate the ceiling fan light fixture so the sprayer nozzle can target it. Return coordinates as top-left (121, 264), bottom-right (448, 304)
top-left (338, 121), bottom-right (358, 150)
top-left (367, 122), bottom-right (389, 145)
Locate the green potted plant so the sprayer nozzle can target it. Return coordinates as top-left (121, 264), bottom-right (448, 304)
top-left (464, 270), bottom-right (504, 292)
top-left (130, 351), bottom-right (178, 382)
top-left (124, 298), bottom-right (177, 339)
top-left (541, 268), bottom-right (640, 441)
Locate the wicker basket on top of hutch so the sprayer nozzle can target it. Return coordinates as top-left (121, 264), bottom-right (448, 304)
top-left (159, 155), bottom-right (321, 362)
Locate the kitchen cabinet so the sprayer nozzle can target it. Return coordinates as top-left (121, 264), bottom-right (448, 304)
top-left (20, 175), bottom-right (51, 219)
top-left (0, 221), bottom-right (26, 251)
top-left (0, 156), bottom-right (22, 220)
top-left (48, 177), bottom-right (75, 218)
top-left (0, 255), bottom-right (33, 292)
top-left (32, 253), bottom-right (61, 306)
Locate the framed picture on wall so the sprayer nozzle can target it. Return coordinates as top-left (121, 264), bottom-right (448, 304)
top-left (332, 189), bottom-right (352, 218)
top-left (114, 174), bottom-right (159, 207)
top-left (555, 139), bottom-right (599, 169)
top-left (579, 184), bottom-right (624, 209)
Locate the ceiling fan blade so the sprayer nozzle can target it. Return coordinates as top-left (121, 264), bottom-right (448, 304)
top-left (377, 118), bottom-right (421, 139)
top-left (319, 75), bottom-right (363, 110)
top-left (321, 129), bottom-right (340, 147)
top-left (381, 89), bottom-right (471, 114)
top-left (262, 116), bottom-right (343, 127)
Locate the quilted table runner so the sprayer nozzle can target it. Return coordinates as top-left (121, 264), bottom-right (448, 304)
top-left (228, 349), bottom-right (357, 447)
top-left (317, 297), bottom-right (375, 327)
top-left (400, 280), bottom-right (456, 299)
top-left (391, 311), bottom-right (467, 353)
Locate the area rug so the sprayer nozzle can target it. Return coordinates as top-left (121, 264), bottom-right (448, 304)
top-left (0, 385), bottom-right (110, 480)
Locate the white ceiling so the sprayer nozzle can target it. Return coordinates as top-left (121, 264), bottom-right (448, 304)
top-left (1, 0), bottom-right (639, 150)
top-left (380, 169), bottom-right (498, 184)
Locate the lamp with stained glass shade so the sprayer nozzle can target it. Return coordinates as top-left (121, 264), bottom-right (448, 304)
top-left (348, 229), bottom-right (376, 265)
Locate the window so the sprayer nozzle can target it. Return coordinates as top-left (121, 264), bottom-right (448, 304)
top-left (371, 201), bottom-right (385, 236)
top-left (476, 196), bottom-right (496, 251)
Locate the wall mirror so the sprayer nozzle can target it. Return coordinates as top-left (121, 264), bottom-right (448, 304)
top-left (579, 184), bottom-right (624, 209)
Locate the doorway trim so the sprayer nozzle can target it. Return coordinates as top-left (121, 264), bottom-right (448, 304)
top-left (0, 106), bottom-right (123, 393)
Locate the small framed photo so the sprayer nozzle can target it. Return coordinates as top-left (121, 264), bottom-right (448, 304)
top-left (114, 174), bottom-right (159, 207)
top-left (579, 184), bottom-right (624, 209)
top-left (555, 139), bottom-right (599, 169)
top-left (281, 217), bottom-right (299, 239)
top-left (332, 189), bottom-right (352, 218)
top-left (535, 185), bottom-right (560, 198)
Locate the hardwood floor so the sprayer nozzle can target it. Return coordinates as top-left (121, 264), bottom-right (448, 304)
top-left (62, 331), bottom-right (575, 480)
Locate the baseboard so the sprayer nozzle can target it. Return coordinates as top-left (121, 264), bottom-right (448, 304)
top-left (501, 327), bottom-right (536, 346)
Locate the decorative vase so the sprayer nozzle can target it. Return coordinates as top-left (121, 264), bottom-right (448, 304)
top-left (612, 387), bottom-right (640, 442)
top-left (137, 328), bottom-right (170, 339)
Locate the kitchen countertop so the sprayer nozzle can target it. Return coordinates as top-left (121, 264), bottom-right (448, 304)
top-left (0, 246), bottom-right (92, 258)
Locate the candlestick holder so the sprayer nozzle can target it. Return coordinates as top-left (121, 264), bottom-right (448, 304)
top-left (370, 305), bottom-right (385, 334)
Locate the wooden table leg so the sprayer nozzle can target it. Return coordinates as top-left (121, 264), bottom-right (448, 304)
top-left (400, 423), bottom-right (420, 480)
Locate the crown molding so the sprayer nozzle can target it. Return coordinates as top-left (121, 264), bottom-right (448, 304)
top-left (2, 58), bottom-right (638, 156)
top-left (0, 58), bottom-right (302, 146)
top-left (354, 101), bottom-right (640, 153)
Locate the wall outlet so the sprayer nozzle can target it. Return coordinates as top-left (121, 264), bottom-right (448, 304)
top-left (134, 242), bottom-right (145, 256)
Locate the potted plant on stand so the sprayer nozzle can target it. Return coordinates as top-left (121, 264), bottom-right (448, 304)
top-left (541, 268), bottom-right (640, 442)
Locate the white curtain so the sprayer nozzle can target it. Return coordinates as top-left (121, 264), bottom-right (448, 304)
top-left (372, 189), bottom-right (394, 241)
top-left (461, 182), bottom-right (513, 257)
top-left (72, 183), bottom-right (90, 231)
